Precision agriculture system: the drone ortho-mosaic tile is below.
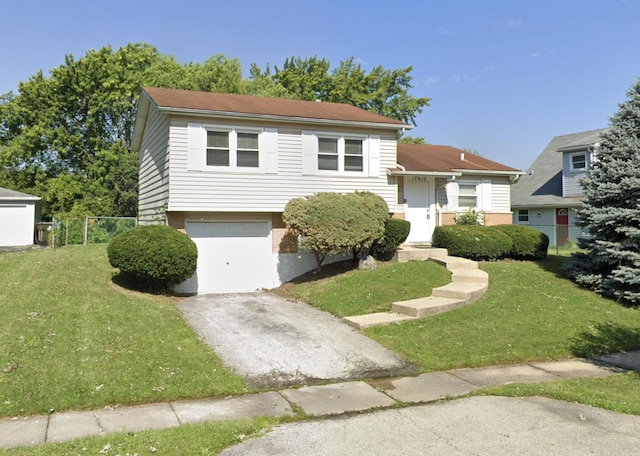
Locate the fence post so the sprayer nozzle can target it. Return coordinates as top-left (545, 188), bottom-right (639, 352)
top-left (83, 217), bottom-right (89, 246)
top-left (65, 219), bottom-right (69, 246)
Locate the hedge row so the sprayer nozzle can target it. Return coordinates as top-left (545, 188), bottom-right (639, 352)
top-left (432, 224), bottom-right (549, 261)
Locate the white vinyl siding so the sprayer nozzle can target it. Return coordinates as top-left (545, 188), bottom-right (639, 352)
top-left (168, 119), bottom-right (397, 212)
top-left (138, 107), bottom-right (171, 224)
top-left (562, 150), bottom-right (589, 197)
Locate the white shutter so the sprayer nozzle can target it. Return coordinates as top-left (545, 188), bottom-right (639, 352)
top-left (301, 130), bottom-right (317, 175)
top-left (187, 123), bottom-right (206, 171)
top-left (481, 179), bottom-right (492, 211)
top-left (260, 128), bottom-right (278, 174)
top-left (368, 135), bottom-right (380, 177)
top-left (446, 181), bottom-right (458, 209)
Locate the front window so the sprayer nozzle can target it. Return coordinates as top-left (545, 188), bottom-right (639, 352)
top-left (316, 135), bottom-right (365, 173)
top-left (318, 137), bottom-right (338, 170)
top-left (517, 209), bottom-right (530, 223)
top-left (237, 132), bottom-right (259, 168)
top-left (458, 183), bottom-right (477, 208)
top-left (344, 139), bottom-right (363, 171)
top-left (206, 129), bottom-right (260, 169)
top-left (207, 131), bottom-right (230, 166)
top-left (570, 152), bottom-right (587, 171)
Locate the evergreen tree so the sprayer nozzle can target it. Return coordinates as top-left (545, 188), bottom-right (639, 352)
top-left (566, 77), bottom-right (640, 304)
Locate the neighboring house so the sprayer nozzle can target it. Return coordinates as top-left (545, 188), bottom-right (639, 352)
top-left (132, 87), bottom-right (520, 294)
top-left (511, 128), bottom-right (608, 246)
top-left (0, 187), bottom-right (40, 247)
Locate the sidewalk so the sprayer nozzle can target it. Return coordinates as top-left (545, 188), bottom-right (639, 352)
top-left (1, 351), bottom-right (637, 449)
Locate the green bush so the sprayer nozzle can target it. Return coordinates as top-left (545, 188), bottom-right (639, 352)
top-left (371, 218), bottom-right (411, 260)
top-left (492, 224), bottom-right (549, 260)
top-left (107, 225), bottom-right (198, 291)
top-left (455, 208), bottom-right (483, 225)
top-left (432, 225), bottom-right (512, 261)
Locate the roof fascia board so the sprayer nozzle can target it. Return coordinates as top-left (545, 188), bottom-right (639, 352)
top-left (387, 170), bottom-right (462, 177)
top-left (157, 106), bottom-right (411, 130)
top-left (452, 168), bottom-right (524, 176)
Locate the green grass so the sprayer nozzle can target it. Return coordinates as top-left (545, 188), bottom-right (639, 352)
top-left (285, 260), bottom-right (451, 316)
top-left (0, 246), bottom-right (245, 419)
top-left (474, 372), bottom-right (640, 415)
top-left (0, 417), bottom-right (278, 456)
top-left (352, 256), bottom-right (640, 372)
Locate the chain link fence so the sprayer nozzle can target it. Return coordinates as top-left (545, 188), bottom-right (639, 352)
top-left (49, 216), bottom-right (137, 247)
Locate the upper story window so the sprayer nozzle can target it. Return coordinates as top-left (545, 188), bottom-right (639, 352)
top-left (318, 137), bottom-right (339, 170)
top-left (315, 135), bottom-right (365, 173)
top-left (344, 139), bottom-right (364, 171)
top-left (570, 152), bottom-right (587, 171)
top-left (206, 130), bottom-right (260, 169)
top-left (458, 183), bottom-right (477, 208)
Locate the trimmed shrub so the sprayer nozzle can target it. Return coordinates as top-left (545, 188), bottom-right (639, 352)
top-left (432, 225), bottom-right (512, 261)
top-left (371, 218), bottom-right (411, 260)
top-left (492, 224), bottom-right (549, 260)
top-left (108, 225), bottom-right (197, 291)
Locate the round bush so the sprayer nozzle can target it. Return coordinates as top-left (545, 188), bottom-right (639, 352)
top-left (432, 225), bottom-right (512, 261)
top-left (491, 224), bottom-right (549, 260)
top-left (371, 218), bottom-right (411, 260)
top-left (108, 225), bottom-right (198, 291)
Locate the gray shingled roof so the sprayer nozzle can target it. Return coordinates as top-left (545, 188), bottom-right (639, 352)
top-left (511, 128), bottom-right (608, 208)
top-left (0, 186), bottom-right (40, 200)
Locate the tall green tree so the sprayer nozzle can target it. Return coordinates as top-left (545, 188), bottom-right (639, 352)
top-left (1, 45), bottom-right (430, 219)
top-left (566, 77), bottom-right (640, 304)
top-left (271, 56), bottom-right (430, 125)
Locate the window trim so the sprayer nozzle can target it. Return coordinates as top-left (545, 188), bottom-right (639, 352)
top-left (204, 127), bottom-right (262, 171)
top-left (457, 182), bottom-right (478, 209)
top-left (569, 152), bottom-right (587, 172)
top-left (315, 132), bottom-right (368, 175)
top-left (517, 209), bottom-right (530, 224)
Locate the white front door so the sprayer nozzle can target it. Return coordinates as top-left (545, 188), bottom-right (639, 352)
top-left (404, 178), bottom-right (434, 243)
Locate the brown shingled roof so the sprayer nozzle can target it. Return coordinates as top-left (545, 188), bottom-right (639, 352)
top-left (142, 87), bottom-right (407, 127)
top-left (397, 143), bottom-right (520, 173)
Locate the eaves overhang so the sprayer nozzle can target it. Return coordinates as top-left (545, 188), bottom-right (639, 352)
top-left (157, 106), bottom-right (412, 131)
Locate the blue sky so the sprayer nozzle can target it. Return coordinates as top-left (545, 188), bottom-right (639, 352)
top-left (2, 0), bottom-right (639, 170)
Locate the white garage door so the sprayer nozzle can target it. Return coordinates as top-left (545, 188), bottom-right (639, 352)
top-left (0, 204), bottom-right (34, 247)
top-left (183, 221), bottom-right (273, 294)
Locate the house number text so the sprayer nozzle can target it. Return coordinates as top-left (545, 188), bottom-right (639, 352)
top-left (411, 176), bottom-right (429, 182)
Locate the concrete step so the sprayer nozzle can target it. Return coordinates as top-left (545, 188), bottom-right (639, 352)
top-left (450, 268), bottom-right (489, 284)
top-left (395, 247), bottom-right (449, 263)
top-left (430, 256), bottom-right (478, 270)
top-left (392, 296), bottom-right (465, 318)
top-left (431, 282), bottom-right (488, 302)
top-left (343, 312), bottom-right (417, 330)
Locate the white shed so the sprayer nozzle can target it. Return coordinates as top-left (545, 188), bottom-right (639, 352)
top-left (0, 187), bottom-right (40, 247)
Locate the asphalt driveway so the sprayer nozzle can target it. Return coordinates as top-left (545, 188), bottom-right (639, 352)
top-left (177, 292), bottom-right (417, 387)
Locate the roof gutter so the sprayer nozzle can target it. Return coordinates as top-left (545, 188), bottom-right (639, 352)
top-left (387, 170), bottom-right (462, 178)
top-left (156, 106), bottom-right (411, 131)
top-left (452, 168), bottom-right (525, 176)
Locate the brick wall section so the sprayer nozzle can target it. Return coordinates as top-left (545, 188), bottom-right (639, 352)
top-left (272, 213), bottom-right (298, 254)
top-left (484, 213), bottom-right (513, 226)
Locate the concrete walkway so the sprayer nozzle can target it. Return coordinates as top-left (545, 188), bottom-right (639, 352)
top-left (1, 351), bottom-right (637, 449)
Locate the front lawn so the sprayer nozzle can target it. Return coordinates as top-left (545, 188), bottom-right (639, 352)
top-left (283, 260), bottom-right (451, 316)
top-left (0, 246), bottom-right (245, 419)
top-left (365, 256), bottom-right (640, 371)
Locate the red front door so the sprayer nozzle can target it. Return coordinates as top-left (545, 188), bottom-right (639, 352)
top-left (556, 208), bottom-right (569, 246)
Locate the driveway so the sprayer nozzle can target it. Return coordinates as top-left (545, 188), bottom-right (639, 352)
top-left (220, 396), bottom-right (640, 455)
top-left (177, 292), bottom-right (417, 387)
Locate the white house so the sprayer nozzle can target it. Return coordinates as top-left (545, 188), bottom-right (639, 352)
top-left (0, 187), bottom-right (40, 247)
top-left (131, 87), bottom-right (521, 294)
top-left (511, 128), bottom-right (607, 246)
